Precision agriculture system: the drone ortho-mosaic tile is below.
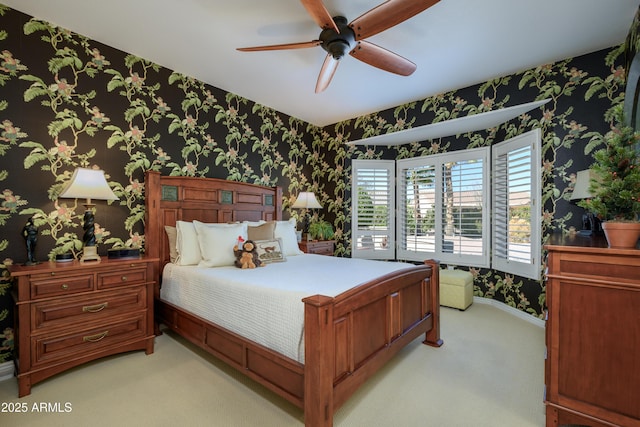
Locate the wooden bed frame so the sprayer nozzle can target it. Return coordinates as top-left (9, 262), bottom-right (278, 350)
top-left (144, 171), bottom-right (442, 426)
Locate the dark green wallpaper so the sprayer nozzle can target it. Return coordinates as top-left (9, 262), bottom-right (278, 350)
top-left (0, 4), bottom-right (638, 364)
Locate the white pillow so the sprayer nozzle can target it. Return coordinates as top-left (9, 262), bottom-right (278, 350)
top-left (193, 220), bottom-right (248, 267)
top-left (274, 219), bottom-right (303, 256)
top-left (175, 221), bottom-right (201, 266)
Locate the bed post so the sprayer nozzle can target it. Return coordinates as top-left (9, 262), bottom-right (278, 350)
top-left (144, 170), bottom-right (162, 336)
top-left (423, 259), bottom-right (443, 347)
top-left (274, 186), bottom-right (283, 220)
top-left (303, 294), bottom-right (335, 427)
top-left (144, 170), bottom-right (161, 263)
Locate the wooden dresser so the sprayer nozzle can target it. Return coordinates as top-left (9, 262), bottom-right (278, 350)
top-left (545, 235), bottom-right (640, 427)
top-left (298, 239), bottom-right (335, 256)
top-left (9, 256), bottom-right (157, 397)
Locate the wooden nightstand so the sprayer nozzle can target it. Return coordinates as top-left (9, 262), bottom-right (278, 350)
top-left (9, 256), bottom-right (157, 397)
top-left (299, 240), bottom-right (335, 256)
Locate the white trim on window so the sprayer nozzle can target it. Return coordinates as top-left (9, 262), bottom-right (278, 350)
top-left (351, 159), bottom-right (395, 259)
top-left (350, 129), bottom-right (542, 280)
top-left (397, 148), bottom-right (490, 267)
top-left (491, 128), bottom-right (541, 280)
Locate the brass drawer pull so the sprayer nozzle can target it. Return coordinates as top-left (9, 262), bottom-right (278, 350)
top-left (83, 331), bottom-right (109, 342)
top-left (121, 276), bottom-right (127, 282)
top-left (82, 302), bottom-right (109, 313)
top-left (61, 284), bottom-right (69, 290)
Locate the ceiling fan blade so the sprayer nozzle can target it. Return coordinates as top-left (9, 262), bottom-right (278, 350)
top-left (349, 0), bottom-right (440, 40)
top-left (315, 54), bottom-right (339, 93)
top-left (300, 0), bottom-right (340, 32)
top-left (237, 40), bottom-right (321, 52)
top-left (349, 40), bottom-right (416, 76)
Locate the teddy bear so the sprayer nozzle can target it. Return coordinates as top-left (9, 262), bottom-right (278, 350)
top-left (234, 239), bottom-right (262, 269)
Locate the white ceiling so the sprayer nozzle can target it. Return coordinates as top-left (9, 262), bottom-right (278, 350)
top-left (2, 0), bottom-right (638, 127)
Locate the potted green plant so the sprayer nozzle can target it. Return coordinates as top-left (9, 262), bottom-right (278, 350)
top-left (308, 220), bottom-right (335, 241)
top-left (578, 107), bottom-right (640, 248)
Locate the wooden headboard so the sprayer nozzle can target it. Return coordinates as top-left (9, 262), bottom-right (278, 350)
top-left (144, 171), bottom-right (283, 269)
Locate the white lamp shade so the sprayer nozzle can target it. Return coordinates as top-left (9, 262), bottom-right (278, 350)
top-left (291, 192), bottom-right (322, 209)
top-left (570, 169), bottom-right (595, 201)
top-left (59, 168), bottom-right (119, 202)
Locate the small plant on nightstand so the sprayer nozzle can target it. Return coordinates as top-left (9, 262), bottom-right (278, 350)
top-left (308, 220), bottom-right (334, 240)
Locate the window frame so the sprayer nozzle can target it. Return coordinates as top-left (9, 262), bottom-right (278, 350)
top-left (491, 128), bottom-right (541, 280)
top-left (350, 129), bottom-right (542, 281)
top-left (396, 148), bottom-right (490, 267)
top-left (351, 159), bottom-right (396, 259)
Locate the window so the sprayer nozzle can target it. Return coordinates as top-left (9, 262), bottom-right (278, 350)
top-left (351, 160), bottom-right (395, 259)
top-left (351, 129), bottom-right (541, 280)
top-left (491, 129), bottom-right (541, 280)
top-left (397, 148), bottom-right (489, 267)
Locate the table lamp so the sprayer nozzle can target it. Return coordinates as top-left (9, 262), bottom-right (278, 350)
top-left (59, 167), bottom-right (119, 263)
top-left (292, 191), bottom-right (322, 241)
top-left (570, 169), bottom-right (600, 235)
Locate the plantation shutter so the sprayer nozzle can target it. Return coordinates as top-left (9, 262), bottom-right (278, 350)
top-left (397, 160), bottom-right (438, 261)
top-left (397, 148), bottom-right (489, 267)
top-left (491, 128), bottom-right (541, 280)
top-left (441, 154), bottom-right (488, 263)
top-left (351, 159), bottom-right (395, 259)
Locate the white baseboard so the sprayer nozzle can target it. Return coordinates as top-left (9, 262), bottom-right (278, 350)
top-left (0, 361), bottom-right (15, 382)
top-left (473, 297), bottom-right (545, 329)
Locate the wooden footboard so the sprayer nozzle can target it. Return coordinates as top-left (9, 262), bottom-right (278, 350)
top-left (303, 259), bottom-right (441, 426)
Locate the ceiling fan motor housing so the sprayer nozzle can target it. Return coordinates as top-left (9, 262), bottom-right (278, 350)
top-left (320, 16), bottom-right (355, 59)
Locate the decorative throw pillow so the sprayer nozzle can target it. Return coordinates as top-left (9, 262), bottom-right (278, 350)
top-left (193, 220), bottom-right (248, 268)
top-left (175, 221), bottom-right (201, 266)
top-left (248, 221), bottom-right (275, 241)
top-left (274, 219), bottom-right (303, 257)
top-left (164, 225), bottom-right (178, 263)
top-left (254, 238), bottom-right (286, 264)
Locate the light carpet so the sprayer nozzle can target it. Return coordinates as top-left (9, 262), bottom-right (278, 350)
top-left (0, 302), bottom-right (545, 426)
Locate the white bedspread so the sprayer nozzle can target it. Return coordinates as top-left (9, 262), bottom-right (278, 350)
top-left (160, 254), bottom-right (414, 363)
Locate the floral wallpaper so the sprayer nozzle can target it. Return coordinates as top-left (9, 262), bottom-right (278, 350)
top-left (0, 3), bottom-right (638, 365)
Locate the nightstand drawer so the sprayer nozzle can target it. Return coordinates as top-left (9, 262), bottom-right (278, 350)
top-left (31, 314), bottom-right (147, 367)
top-left (299, 240), bottom-right (335, 255)
top-left (30, 273), bottom-right (94, 299)
top-left (98, 266), bottom-right (147, 289)
top-left (32, 286), bottom-right (147, 331)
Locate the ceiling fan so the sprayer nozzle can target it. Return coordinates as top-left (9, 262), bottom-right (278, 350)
top-left (237, 0), bottom-right (440, 93)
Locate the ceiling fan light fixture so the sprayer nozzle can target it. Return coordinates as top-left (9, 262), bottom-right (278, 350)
top-left (319, 16), bottom-right (355, 59)
top-left (237, 1), bottom-right (440, 92)
top-left (326, 40), bottom-right (351, 59)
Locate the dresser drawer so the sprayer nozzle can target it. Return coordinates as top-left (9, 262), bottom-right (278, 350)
top-left (31, 314), bottom-right (147, 367)
top-left (30, 273), bottom-right (94, 299)
top-left (32, 286), bottom-right (147, 331)
top-left (97, 266), bottom-right (147, 289)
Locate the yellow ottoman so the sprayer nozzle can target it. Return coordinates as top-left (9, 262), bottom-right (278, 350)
top-left (439, 269), bottom-right (473, 310)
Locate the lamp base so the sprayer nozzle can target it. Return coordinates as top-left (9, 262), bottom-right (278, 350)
top-left (80, 245), bottom-right (101, 263)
